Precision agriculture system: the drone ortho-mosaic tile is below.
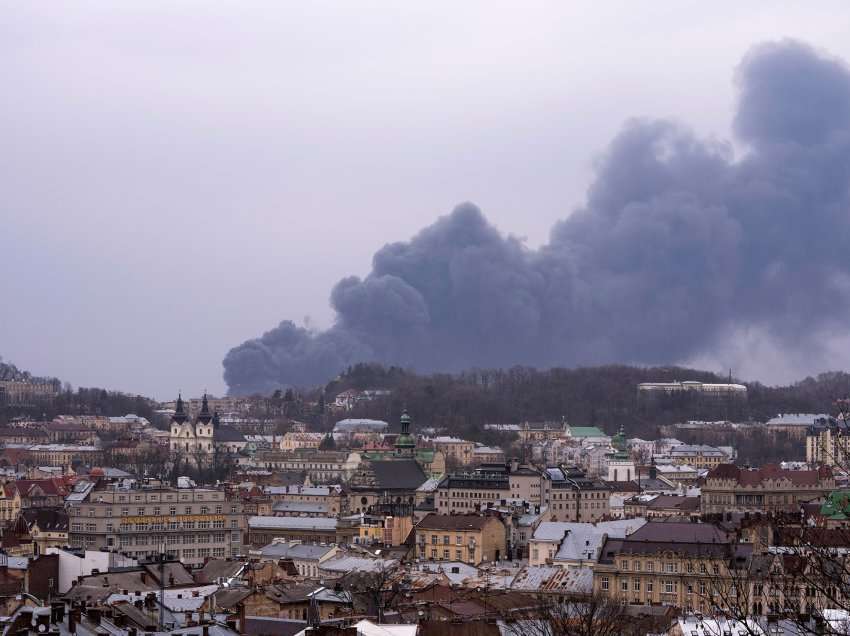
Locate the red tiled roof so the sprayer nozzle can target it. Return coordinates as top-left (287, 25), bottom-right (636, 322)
top-left (708, 463), bottom-right (830, 487)
top-left (14, 478), bottom-right (70, 497)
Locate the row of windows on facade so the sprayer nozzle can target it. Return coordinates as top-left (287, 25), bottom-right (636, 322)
top-left (617, 560), bottom-right (721, 574)
top-left (72, 519), bottom-right (238, 532)
top-left (110, 532), bottom-right (238, 546)
top-left (550, 491), bottom-right (607, 500)
top-left (73, 504), bottom-right (236, 516)
top-left (102, 492), bottom-right (224, 502)
top-left (551, 501), bottom-right (607, 510)
top-left (419, 548), bottom-right (473, 561)
top-left (424, 534), bottom-right (475, 545)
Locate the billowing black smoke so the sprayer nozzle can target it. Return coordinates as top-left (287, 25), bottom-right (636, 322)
top-left (223, 40), bottom-right (850, 395)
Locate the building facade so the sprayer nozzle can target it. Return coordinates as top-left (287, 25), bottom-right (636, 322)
top-left (66, 482), bottom-right (245, 567)
top-left (415, 513), bottom-right (506, 565)
top-left (701, 463), bottom-right (835, 515)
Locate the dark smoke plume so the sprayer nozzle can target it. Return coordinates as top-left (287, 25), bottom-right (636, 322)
top-left (224, 40), bottom-right (850, 395)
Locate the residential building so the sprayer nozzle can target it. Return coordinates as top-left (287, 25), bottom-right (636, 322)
top-left (623, 494), bottom-right (700, 520)
top-left (667, 444), bottom-right (728, 469)
top-left (246, 516), bottom-right (358, 546)
top-left (264, 484), bottom-right (348, 516)
top-left (415, 513), bottom-right (506, 565)
top-left (434, 472), bottom-right (509, 513)
top-left (279, 432), bottom-right (323, 451)
top-left (10, 509), bottom-right (68, 555)
top-left (471, 445), bottom-right (505, 465)
top-left (545, 466), bottom-right (611, 522)
top-left (252, 540), bottom-right (338, 577)
top-left (529, 518), bottom-right (647, 567)
top-left (701, 463), bottom-right (835, 515)
top-left (593, 521), bottom-right (750, 612)
top-left (431, 436), bottom-right (475, 466)
top-left (252, 449), bottom-right (362, 483)
top-left (806, 416), bottom-right (850, 466)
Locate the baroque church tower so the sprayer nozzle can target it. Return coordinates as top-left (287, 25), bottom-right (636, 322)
top-left (169, 393), bottom-right (214, 456)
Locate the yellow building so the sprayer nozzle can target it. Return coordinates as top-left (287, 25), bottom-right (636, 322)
top-left (358, 514), bottom-right (413, 547)
top-left (0, 485), bottom-right (21, 524)
top-left (280, 432), bottom-right (324, 451)
top-left (593, 521), bottom-right (745, 613)
top-left (415, 513), bottom-right (506, 565)
top-left (431, 437), bottom-right (475, 466)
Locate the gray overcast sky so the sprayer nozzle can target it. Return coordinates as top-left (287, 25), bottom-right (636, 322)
top-left (2, 2), bottom-right (850, 399)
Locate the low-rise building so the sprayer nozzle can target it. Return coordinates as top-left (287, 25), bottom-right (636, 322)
top-left (667, 444), bottom-right (728, 469)
top-left (529, 518), bottom-right (647, 567)
top-left (279, 432), bottom-right (324, 451)
top-left (471, 445), bottom-right (506, 465)
top-left (247, 516), bottom-right (358, 547)
top-left (264, 484), bottom-right (348, 517)
top-left (252, 540), bottom-right (338, 577)
top-left (431, 436), bottom-right (475, 466)
top-left (701, 463), bottom-right (835, 515)
top-left (623, 494), bottom-right (700, 520)
top-left (252, 449), bottom-right (362, 483)
top-left (415, 513), bottom-right (506, 565)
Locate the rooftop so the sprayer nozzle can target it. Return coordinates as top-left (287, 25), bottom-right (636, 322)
top-left (417, 513), bottom-right (498, 531)
top-left (248, 516), bottom-right (337, 531)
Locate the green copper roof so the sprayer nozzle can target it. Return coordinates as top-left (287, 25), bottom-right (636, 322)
top-left (569, 426), bottom-right (607, 438)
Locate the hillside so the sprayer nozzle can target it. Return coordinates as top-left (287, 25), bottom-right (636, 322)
top-left (321, 363), bottom-right (850, 441)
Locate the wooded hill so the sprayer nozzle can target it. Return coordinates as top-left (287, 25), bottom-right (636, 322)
top-left (320, 363), bottom-right (850, 442)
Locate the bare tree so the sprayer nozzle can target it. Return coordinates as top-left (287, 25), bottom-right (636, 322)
top-left (500, 594), bottom-right (638, 636)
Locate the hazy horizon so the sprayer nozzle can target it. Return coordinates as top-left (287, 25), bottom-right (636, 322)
top-left (5, 3), bottom-right (850, 399)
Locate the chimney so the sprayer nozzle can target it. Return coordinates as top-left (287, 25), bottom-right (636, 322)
top-left (203, 625), bottom-right (210, 636)
top-left (140, 572), bottom-right (147, 584)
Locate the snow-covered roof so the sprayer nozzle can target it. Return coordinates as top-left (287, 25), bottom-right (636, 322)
top-left (248, 516), bottom-right (337, 530)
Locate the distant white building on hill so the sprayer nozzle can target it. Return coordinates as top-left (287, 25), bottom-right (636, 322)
top-left (637, 380), bottom-right (747, 399)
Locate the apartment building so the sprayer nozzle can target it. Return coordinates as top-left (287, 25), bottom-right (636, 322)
top-left (806, 417), bottom-right (850, 466)
top-left (434, 472), bottom-right (510, 513)
top-left (415, 513), bottom-right (506, 565)
top-left (65, 483), bottom-right (245, 567)
top-left (593, 521), bottom-right (750, 613)
top-left (252, 450), bottom-right (362, 483)
top-left (434, 463), bottom-right (545, 513)
top-left (279, 432), bottom-right (324, 451)
top-left (668, 444), bottom-right (728, 469)
top-left (701, 463), bottom-right (834, 515)
top-left (263, 485), bottom-right (348, 516)
top-left (246, 516), bottom-right (358, 547)
top-left (431, 436), bottom-right (475, 466)
top-left (545, 466), bottom-right (611, 522)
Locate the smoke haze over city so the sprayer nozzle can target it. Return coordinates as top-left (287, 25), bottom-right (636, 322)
top-left (4, 4), bottom-right (850, 397)
top-left (224, 40), bottom-right (850, 394)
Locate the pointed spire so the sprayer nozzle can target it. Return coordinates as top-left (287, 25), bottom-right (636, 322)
top-left (173, 393), bottom-right (188, 424)
top-left (198, 392), bottom-right (212, 423)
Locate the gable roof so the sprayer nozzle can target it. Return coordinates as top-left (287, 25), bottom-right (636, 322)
top-left (215, 425), bottom-right (247, 442)
top-left (417, 513), bottom-right (498, 531)
top-left (368, 459), bottom-right (427, 490)
top-left (708, 463), bottom-right (832, 486)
